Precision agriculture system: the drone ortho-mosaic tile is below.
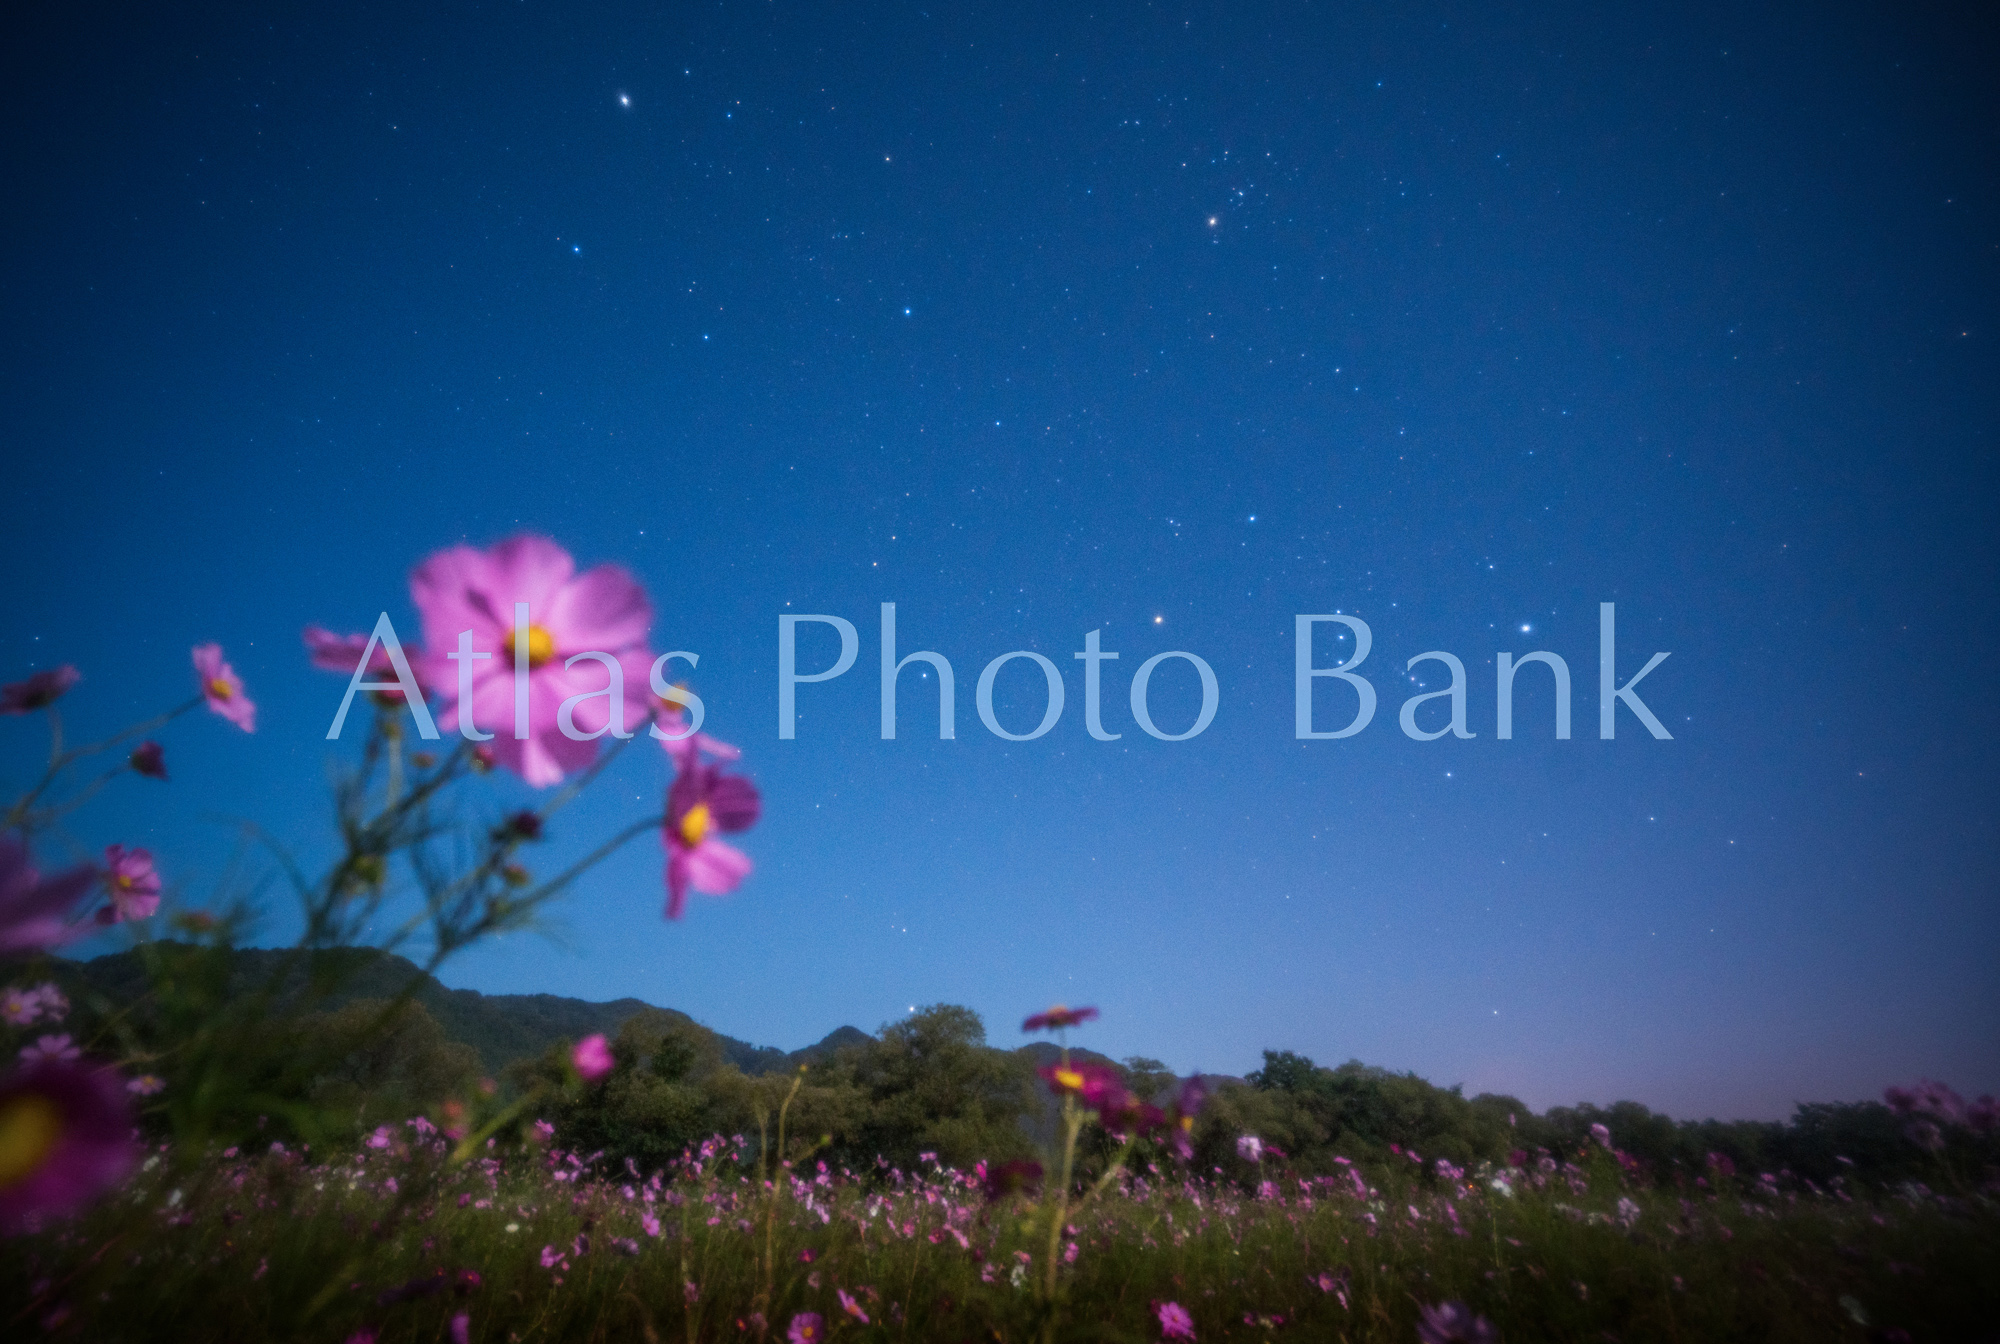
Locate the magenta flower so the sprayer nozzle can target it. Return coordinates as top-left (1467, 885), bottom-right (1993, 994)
top-left (450, 1311), bottom-right (470, 1344)
top-left (653, 701), bottom-right (741, 770)
top-left (97, 845), bottom-right (161, 924)
top-left (1886, 1079), bottom-right (1971, 1128)
top-left (572, 1034), bottom-right (614, 1083)
top-left (1167, 1077), bottom-right (1206, 1160)
top-left (786, 1312), bottom-right (825, 1344)
top-left (31, 986), bottom-right (68, 1023)
top-left (21, 1035), bottom-right (81, 1063)
top-left (1236, 1134), bottom-right (1263, 1163)
top-left (1415, 1301), bottom-right (1499, 1343)
top-left (0, 1057), bottom-right (138, 1233)
top-left (0, 987), bottom-right (39, 1027)
top-left (662, 761), bottom-right (760, 920)
top-left (128, 741), bottom-right (168, 781)
top-left (192, 644), bottom-right (256, 732)
top-left (0, 666), bottom-right (79, 715)
top-left (303, 625), bottom-right (431, 702)
top-left (1038, 1061), bottom-right (1127, 1110)
top-left (1022, 1005), bottom-right (1099, 1032)
top-left (1155, 1301), bottom-right (1196, 1341)
top-left (0, 836), bottom-right (96, 955)
top-left (980, 1157), bottom-right (1044, 1201)
top-left (125, 1074), bottom-right (165, 1096)
top-left (410, 535), bottom-right (654, 787)
top-left (836, 1289), bottom-right (869, 1324)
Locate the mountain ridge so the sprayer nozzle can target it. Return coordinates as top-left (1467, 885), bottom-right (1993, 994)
top-left (61, 944), bottom-right (869, 1077)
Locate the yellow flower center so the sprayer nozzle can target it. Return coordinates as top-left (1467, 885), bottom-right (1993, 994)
top-left (0, 1093), bottom-right (62, 1191)
top-left (207, 677), bottom-right (234, 700)
top-left (1053, 1067), bottom-right (1084, 1092)
top-left (115, 872), bottom-right (135, 892)
top-left (522, 624), bottom-right (557, 668)
top-left (678, 803), bottom-right (712, 847)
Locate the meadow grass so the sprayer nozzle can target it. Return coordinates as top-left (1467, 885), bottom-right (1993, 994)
top-left (8, 1125), bottom-right (1996, 1343)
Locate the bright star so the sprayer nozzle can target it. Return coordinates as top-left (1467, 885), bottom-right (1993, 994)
top-left (618, 93), bottom-right (630, 107)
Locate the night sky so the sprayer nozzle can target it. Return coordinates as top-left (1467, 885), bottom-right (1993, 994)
top-left (4, 1), bottom-right (1994, 1121)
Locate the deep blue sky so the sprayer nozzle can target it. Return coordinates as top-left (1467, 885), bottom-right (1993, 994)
top-left (3, 1), bottom-right (1994, 1120)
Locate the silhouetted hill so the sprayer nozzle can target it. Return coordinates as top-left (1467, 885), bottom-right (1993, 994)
top-left (61, 944), bottom-right (867, 1077)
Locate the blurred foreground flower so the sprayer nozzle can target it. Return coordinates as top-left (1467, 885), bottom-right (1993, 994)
top-left (19, 1035), bottom-right (80, 1063)
top-left (0, 836), bottom-right (96, 955)
top-left (662, 760), bottom-right (759, 919)
top-left (128, 740), bottom-right (168, 780)
top-left (304, 625), bottom-right (431, 703)
top-left (1415, 1300), bottom-right (1499, 1343)
top-left (0, 666), bottom-right (79, 714)
top-left (192, 643), bottom-right (256, 732)
top-left (980, 1157), bottom-right (1043, 1201)
top-left (1155, 1300), bottom-right (1196, 1340)
top-left (572, 1034), bottom-right (614, 1083)
top-left (411, 535), bottom-right (653, 786)
top-left (0, 1058), bottom-right (137, 1234)
top-left (786, 1312), bottom-right (825, 1344)
top-left (1023, 1004), bottom-right (1098, 1032)
top-left (1038, 1061), bottom-right (1124, 1109)
top-left (97, 844), bottom-right (161, 924)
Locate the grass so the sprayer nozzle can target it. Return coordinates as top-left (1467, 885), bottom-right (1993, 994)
top-left (7, 1124), bottom-right (1997, 1343)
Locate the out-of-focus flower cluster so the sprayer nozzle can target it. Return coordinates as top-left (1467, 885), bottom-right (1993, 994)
top-left (2, 535), bottom-right (762, 1238)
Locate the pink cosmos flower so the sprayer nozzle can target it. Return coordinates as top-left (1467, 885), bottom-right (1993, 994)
top-left (786, 1312), bottom-right (825, 1344)
top-left (1167, 1077), bottom-right (1206, 1160)
top-left (0, 1057), bottom-right (138, 1233)
top-left (572, 1034), bottom-right (614, 1083)
top-left (303, 625), bottom-right (431, 702)
top-left (2, 984), bottom-right (67, 1029)
top-left (662, 761), bottom-right (760, 920)
top-left (980, 1157), bottom-right (1043, 1201)
top-left (1415, 1301), bottom-right (1499, 1343)
top-left (836, 1289), bottom-right (869, 1324)
top-left (1, 666), bottom-right (80, 714)
top-left (126, 1074), bottom-right (166, 1096)
top-left (1236, 1135), bottom-right (1263, 1163)
top-left (1022, 1005), bottom-right (1099, 1032)
top-left (21, 1035), bottom-right (81, 1063)
top-left (1588, 1122), bottom-right (1612, 1149)
top-left (653, 702), bottom-right (741, 771)
top-left (97, 845), bottom-right (161, 924)
top-left (1, 986), bottom-right (40, 1027)
top-left (450, 1311), bottom-right (470, 1344)
top-left (192, 644), bottom-right (256, 732)
top-left (128, 741), bottom-right (168, 780)
top-left (1155, 1300), bottom-right (1196, 1340)
top-left (1037, 1061), bottom-right (1128, 1112)
top-left (0, 836), bottom-right (96, 955)
top-left (410, 535), bottom-right (654, 787)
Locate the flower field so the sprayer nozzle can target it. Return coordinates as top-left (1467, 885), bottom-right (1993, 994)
top-left (6, 1114), bottom-right (1998, 1342)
